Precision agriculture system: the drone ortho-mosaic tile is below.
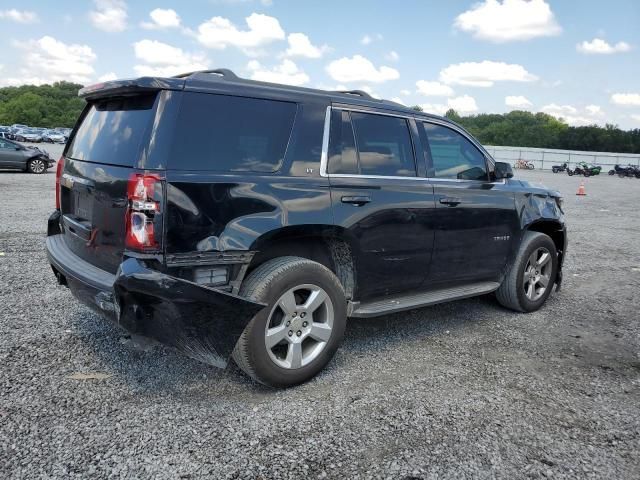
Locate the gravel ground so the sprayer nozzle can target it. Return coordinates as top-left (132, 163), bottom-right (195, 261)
top-left (1, 167), bottom-right (639, 479)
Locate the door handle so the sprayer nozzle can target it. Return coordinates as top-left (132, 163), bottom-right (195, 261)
top-left (439, 196), bottom-right (462, 206)
top-left (341, 195), bottom-right (371, 206)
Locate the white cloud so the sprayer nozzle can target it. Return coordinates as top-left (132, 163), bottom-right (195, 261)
top-left (196, 13), bottom-right (285, 55)
top-left (585, 105), bottom-right (603, 116)
top-left (391, 97), bottom-right (406, 105)
top-left (416, 80), bottom-right (454, 97)
top-left (247, 59), bottom-right (309, 86)
top-left (326, 55), bottom-right (399, 83)
top-left (541, 103), bottom-right (605, 126)
top-left (385, 51), bottom-right (399, 62)
top-left (611, 93), bottom-right (640, 107)
top-left (400, 89), bottom-right (411, 96)
top-left (439, 60), bottom-right (537, 87)
top-left (141, 8), bottom-right (181, 30)
top-left (448, 95), bottom-right (479, 113)
top-left (89, 1), bottom-right (126, 33)
top-left (577, 38), bottom-right (631, 54)
top-left (420, 103), bottom-right (448, 116)
top-left (98, 72), bottom-right (118, 81)
top-left (420, 95), bottom-right (479, 116)
top-left (133, 39), bottom-right (208, 77)
top-left (505, 95), bottom-right (532, 108)
top-left (360, 33), bottom-right (382, 45)
top-left (0, 36), bottom-right (96, 86)
top-left (89, 0), bottom-right (127, 32)
top-left (359, 85), bottom-right (380, 99)
top-left (0, 9), bottom-right (38, 23)
top-left (284, 33), bottom-right (328, 59)
top-left (454, 0), bottom-right (561, 42)
top-left (631, 114), bottom-right (640, 123)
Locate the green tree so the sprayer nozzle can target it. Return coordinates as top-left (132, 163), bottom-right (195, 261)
top-left (0, 82), bottom-right (85, 128)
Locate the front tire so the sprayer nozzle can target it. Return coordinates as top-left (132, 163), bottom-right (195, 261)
top-left (232, 257), bottom-right (347, 387)
top-left (496, 232), bottom-right (558, 313)
top-left (27, 158), bottom-right (47, 174)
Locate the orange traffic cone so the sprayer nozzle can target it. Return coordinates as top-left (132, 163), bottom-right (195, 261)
top-left (576, 181), bottom-right (586, 196)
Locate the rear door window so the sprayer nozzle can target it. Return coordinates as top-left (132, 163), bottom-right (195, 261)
top-left (169, 93), bottom-right (297, 172)
top-left (350, 112), bottom-right (416, 177)
top-left (66, 94), bottom-right (156, 166)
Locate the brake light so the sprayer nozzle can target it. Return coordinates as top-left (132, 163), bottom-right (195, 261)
top-left (55, 156), bottom-right (64, 209)
top-left (125, 173), bottom-right (161, 252)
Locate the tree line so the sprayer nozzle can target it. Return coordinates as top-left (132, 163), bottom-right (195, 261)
top-left (0, 82), bottom-right (638, 153)
top-left (0, 82), bottom-right (85, 128)
top-left (412, 107), bottom-right (640, 154)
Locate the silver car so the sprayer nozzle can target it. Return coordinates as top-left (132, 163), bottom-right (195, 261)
top-left (0, 138), bottom-right (54, 173)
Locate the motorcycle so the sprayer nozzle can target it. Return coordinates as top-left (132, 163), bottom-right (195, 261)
top-left (514, 159), bottom-right (535, 170)
top-left (552, 162), bottom-right (568, 173)
top-left (608, 164), bottom-right (640, 178)
top-left (568, 162), bottom-right (601, 177)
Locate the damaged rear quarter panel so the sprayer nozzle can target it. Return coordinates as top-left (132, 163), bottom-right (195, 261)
top-left (113, 258), bottom-right (265, 368)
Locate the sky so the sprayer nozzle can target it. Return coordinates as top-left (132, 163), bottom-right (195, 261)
top-left (0, 0), bottom-right (639, 128)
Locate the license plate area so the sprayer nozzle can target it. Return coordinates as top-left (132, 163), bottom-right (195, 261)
top-left (73, 188), bottom-right (93, 222)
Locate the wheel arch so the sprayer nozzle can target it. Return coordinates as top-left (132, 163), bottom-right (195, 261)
top-left (247, 225), bottom-right (358, 300)
top-left (525, 219), bottom-right (566, 266)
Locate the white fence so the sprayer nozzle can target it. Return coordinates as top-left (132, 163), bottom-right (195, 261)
top-left (484, 145), bottom-right (640, 171)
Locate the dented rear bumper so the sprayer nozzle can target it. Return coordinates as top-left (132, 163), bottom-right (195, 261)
top-left (46, 234), bottom-right (264, 367)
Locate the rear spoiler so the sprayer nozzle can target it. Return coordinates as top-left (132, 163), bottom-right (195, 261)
top-left (79, 77), bottom-right (186, 101)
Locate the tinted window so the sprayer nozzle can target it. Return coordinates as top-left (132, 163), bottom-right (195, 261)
top-left (66, 94), bottom-right (156, 166)
top-left (170, 93), bottom-right (297, 172)
top-left (328, 110), bottom-right (358, 174)
top-left (423, 123), bottom-right (487, 180)
top-left (351, 112), bottom-right (415, 177)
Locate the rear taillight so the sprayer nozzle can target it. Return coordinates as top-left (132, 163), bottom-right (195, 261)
top-left (55, 156), bottom-right (64, 209)
top-left (125, 173), bottom-right (162, 252)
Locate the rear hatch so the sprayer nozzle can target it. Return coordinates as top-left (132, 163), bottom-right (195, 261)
top-left (59, 93), bottom-right (160, 274)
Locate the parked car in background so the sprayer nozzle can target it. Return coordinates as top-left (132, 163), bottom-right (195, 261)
top-left (42, 130), bottom-right (66, 143)
top-left (0, 137), bottom-right (54, 173)
top-left (46, 69), bottom-right (567, 387)
top-left (15, 128), bottom-right (43, 143)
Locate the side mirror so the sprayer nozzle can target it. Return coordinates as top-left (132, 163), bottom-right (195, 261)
top-left (494, 161), bottom-right (514, 180)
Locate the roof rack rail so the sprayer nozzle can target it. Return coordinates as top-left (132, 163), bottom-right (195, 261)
top-left (333, 89), bottom-right (374, 100)
top-left (173, 68), bottom-right (239, 79)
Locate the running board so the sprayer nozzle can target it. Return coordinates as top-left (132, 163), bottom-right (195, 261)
top-left (350, 281), bottom-right (500, 318)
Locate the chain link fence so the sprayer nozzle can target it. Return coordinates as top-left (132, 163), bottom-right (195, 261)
top-left (484, 145), bottom-right (640, 171)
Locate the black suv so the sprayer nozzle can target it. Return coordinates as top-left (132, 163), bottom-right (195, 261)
top-left (46, 69), bottom-right (566, 387)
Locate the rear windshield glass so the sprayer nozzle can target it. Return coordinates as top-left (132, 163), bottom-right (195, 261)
top-left (169, 93), bottom-right (297, 172)
top-left (66, 94), bottom-right (156, 166)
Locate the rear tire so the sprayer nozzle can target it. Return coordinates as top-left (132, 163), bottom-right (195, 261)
top-left (496, 232), bottom-right (558, 313)
top-left (232, 256), bottom-right (347, 387)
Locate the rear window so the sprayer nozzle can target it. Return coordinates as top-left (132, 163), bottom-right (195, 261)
top-left (66, 94), bottom-right (156, 166)
top-left (169, 93), bottom-right (297, 172)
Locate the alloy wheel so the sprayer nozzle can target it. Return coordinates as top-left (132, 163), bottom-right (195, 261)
top-left (264, 284), bottom-right (334, 369)
top-left (523, 247), bottom-right (552, 301)
top-left (30, 159), bottom-right (46, 173)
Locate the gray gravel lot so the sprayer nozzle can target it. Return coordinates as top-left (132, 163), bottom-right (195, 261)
top-left (1, 167), bottom-right (639, 479)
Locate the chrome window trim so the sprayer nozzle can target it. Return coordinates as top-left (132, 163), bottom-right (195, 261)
top-left (319, 105), bottom-right (331, 177)
top-left (319, 105), bottom-right (497, 182)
